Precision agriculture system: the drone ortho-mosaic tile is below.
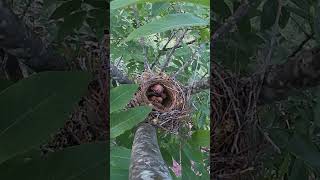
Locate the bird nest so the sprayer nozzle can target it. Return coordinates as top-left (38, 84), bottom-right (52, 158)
top-left (212, 64), bottom-right (262, 179)
top-left (127, 71), bottom-right (190, 134)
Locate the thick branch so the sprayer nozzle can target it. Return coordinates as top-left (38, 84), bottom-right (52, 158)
top-left (129, 123), bottom-right (172, 180)
top-left (187, 78), bottom-right (209, 94)
top-left (0, 1), bottom-right (67, 72)
top-left (258, 48), bottom-right (320, 103)
top-left (110, 64), bottom-right (133, 84)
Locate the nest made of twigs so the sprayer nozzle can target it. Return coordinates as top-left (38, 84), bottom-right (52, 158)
top-left (127, 71), bottom-right (190, 134)
top-left (211, 64), bottom-right (263, 179)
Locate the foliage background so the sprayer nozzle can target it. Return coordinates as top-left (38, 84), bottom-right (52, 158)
top-left (0, 0), bottom-right (108, 179)
top-left (214, 0), bottom-right (320, 179)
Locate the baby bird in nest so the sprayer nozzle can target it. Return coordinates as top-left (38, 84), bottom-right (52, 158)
top-left (147, 84), bottom-right (167, 105)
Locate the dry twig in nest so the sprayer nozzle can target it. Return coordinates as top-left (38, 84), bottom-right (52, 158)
top-left (211, 63), bottom-right (263, 179)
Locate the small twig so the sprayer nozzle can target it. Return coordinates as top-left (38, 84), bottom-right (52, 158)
top-left (212, 1), bottom-right (249, 45)
top-left (200, 71), bottom-right (208, 80)
top-left (217, 167), bottom-right (254, 178)
top-left (151, 31), bottom-right (177, 69)
top-left (249, 1), bottom-right (282, 157)
top-left (289, 33), bottom-right (314, 58)
top-left (163, 39), bottom-right (196, 51)
top-left (21, 0), bottom-right (32, 19)
top-left (290, 15), bottom-right (311, 38)
top-left (160, 29), bottom-right (188, 72)
top-left (215, 69), bottom-right (241, 127)
top-left (256, 125), bottom-right (281, 154)
top-left (231, 130), bottom-right (240, 153)
top-left (115, 56), bottom-right (123, 67)
top-left (0, 52), bottom-right (10, 79)
top-left (151, 36), bottom-right (196, 69)
top-left (172, 48), bottom-right (197, 78)
top-left (132, 5), bottom-right (150, 71)
top-left (254, 0), bottom-right (282, 106)
top-left (140, 38), bottom-right (151, 71)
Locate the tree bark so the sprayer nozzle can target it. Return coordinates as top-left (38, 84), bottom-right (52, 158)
top-left (258, 48), bottom-right (320, 103)
top-left (110, 64), bottom-right (133, 84)
top-left (129, 123), bottom-right (172, 180)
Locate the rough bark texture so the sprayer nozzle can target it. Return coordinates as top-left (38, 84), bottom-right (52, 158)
top-left (129, 123), bottom-right (172, 180)
top-left (0, 1), bottom-right (67, 72)
top-left (259, 48), bottom-right (320, 103)
top-left (110, 64), bottom-right (133, 84)
top-left (188, 78), bottom-right (209, 94)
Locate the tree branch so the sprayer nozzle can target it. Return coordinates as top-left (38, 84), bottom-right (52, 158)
top-left (210, 48), bottom-right (320, 104)
top-left (151, 31), bottom-right (176, 69)
top-left (160, 30), bottom-right (188, 72)
top-left (289, 33), bottom-right (314, 58)
top-left (212, 1), bottom-right (249, 44)
top-left (258, 47), bottom-right (320, 103)
top-left (129, 123), bottom-right (172, 180)
top-left (187, 78), bottom-right (209, 94)
top-left (172, 48), bottom-right (197, 78)
top-left (163, 39), bottom-right (196, 51)
top-left (110, 64), bottom-right (133, 84)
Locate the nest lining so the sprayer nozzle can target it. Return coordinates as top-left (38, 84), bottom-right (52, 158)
top-left (127, 71), bottom-right (190, 134)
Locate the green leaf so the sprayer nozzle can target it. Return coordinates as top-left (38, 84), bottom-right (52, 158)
top-left (314, 5), bottom-right (320, 45)
top-left (116, 129), bottom-right (135, 149)
top-left (110, 146), bottom-right (131, 168)
top-left (212, 0), bottom-right (231, 18)
top-left (183, 143), bottom-right (202, 163)
top-left (0, 143), bottom-right (107, 180)
top-left (75, 162), bottom-right (107, 180)
top-left (160, 147), bottom-right (173, 166)
top-left (261, 0), bottom-right (278, 30)
top-left (57, 11), bottom-right (87, 40)
top-left (288, 159), bottom-right (308, 180)
top-left (111, 0), bottom-right (209, 10)
top-left (50, 0), bottom-right (82, 19)
top-left (110, 168), bottom-right (129, 180)
top-left (111, 106), bottom-right (152, 138)
top-left (110, 146), bottom-right (131, 180)
top-left (0, 71), bottom-right (91, 164)
top-left (0, 80), bottom-right (13, 92)
top-left (190, 130), bottom-right (209, 147)
top-left (87, 9), bottom-right (107, 40)
top-left (181, 148), bottom-right (198, 179)
top-left (314, 90), bottom-right (320, 127)
top-left (83, 0), bottom-right (107, 9)
top-left (278, 153), bottom-right (291, 178)
top-left (191, 161), bottom-right (209, 179)
top-left (110, 84), bottom-right (139, 113)
top-left (289, 0), bottom-right (310, 11)
top-left (238, 15), bottom-right (251, 35)
top-left (279, 6), bottom-right (290, 29)
top-left (199, 28), bottom-right (210, 42)
top-left (286, 5), bottom-right (310, 20)
top-left (166, 143), bottom-right (181, 162)
top-left (126, 13), bottom-right (208, 41)
top-left (269, 128), bottom-right (291, 149)
top-left (287, 133), bottom-right (320, 170)
top-left (151, 2), bottom-right (169, 16)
